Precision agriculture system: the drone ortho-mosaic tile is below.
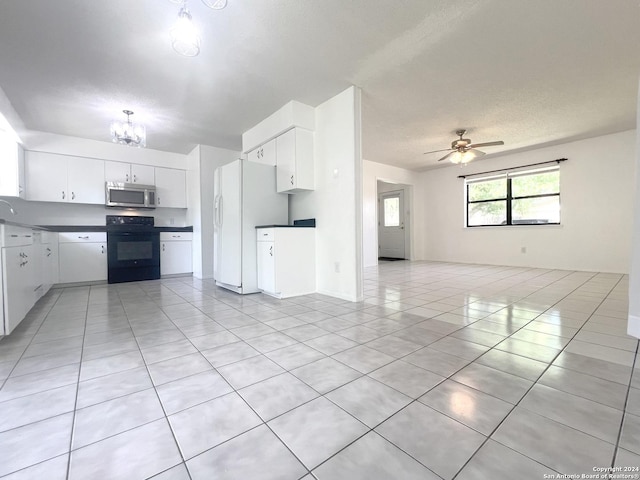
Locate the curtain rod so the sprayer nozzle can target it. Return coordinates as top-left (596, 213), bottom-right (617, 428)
top-left (457, 158), bottom-right (568, 179)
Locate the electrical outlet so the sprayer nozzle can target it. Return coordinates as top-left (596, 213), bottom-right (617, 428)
top-left (521, 246), bottom-right (527, 254)
top-left (334, 262), bottom-right (340, 273)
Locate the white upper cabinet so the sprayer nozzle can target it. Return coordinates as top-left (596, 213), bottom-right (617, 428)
top-left (247, 138), bottom-right (276, 166)
top-left (25, 151), bottom-right (104, 204)
top-left (0, 133), bottom-right (25, 198)
top-left (105, 161), bottom-right (154, 185)
top-left (155, 167), bottom-right (186, 208)
top-left (276, 128), bottom-right (314, 193)
top-left (67, 156), bottom-right (105, 204)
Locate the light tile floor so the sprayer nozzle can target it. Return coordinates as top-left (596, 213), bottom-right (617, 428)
top-left (1, 261), bottom-right (639, 479)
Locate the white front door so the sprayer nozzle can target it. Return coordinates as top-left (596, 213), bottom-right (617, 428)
top-left (378, 190), bottom-right (406, 259)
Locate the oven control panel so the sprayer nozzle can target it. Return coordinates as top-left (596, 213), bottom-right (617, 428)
top-left (106, 215), bottom-right (155, 227)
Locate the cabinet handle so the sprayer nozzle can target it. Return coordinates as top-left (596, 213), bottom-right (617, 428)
top-left (24, 235), bottom-right (32, 238)
top-left (290, 175), bottom-right (294, 185)
top-left (269, 245), bottom-right (273, 257)
top-left (78, 236), bottom-right (90, 239)
top-left (162, 243), bottom-right (165, 251)
top-left (101, 245), bottom-right (105, 254)
top-left (126, 173), bottom-right (130, 182)
top-left (47, 252), bottom-right (52, 257)
top-left (72, 192), bottom-right (76, 200)
top-left (133, 174), bottom-right (137, 182)
top-left (172, 235), bottom-right (180, 238)
top-left (157, 196), bottom-right (161, 205)
top-left (62, 191), bottom-right (65, 200)
top-left (10, 234), bottom-right (18, 238)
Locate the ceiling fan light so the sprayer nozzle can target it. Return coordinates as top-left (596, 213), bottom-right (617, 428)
top-left (171, 6), bottom-right (200, 57)
top-left (202, 0), bottom-right (227, 9)
top-left (450, 151), bottom-right (464, 164)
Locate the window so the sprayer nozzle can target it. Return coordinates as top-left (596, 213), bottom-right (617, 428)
top-left (383, 196), bottom-right (400, 226)
top-left (466, 167), bottom-right (560, 227)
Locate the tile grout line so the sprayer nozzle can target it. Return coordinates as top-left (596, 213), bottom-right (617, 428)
top-left (65, 287), bottom-right (91, 480)
top-left (611, 340), bottom-right (640, 468)
top-left (449, 273), bottom-right (627, 479)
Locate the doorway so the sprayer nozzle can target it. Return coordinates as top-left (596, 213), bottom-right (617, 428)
top-left (378, 186), bottom-right (408, 260)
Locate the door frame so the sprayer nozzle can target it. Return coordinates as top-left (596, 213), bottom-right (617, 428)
top-left (376, 180), bottom-right (412, 263)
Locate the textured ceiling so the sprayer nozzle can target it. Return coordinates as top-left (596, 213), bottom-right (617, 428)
top-left (0, 0), bottom-right (638, 171)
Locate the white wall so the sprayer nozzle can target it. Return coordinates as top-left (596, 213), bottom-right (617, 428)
top-left (420, 129), bottom-right (636, 273)
top-left (362, 160), bottom-right (421, 267)
top-left (628, 81), bottom-right (640, 338)
top-left (23, 131), bottom-right (187, 168)
top-left (289, 86), bottom-right (363, 301)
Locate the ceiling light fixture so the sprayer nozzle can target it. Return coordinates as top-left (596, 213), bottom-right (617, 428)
top-left (110, 110), bottom-right (146, 148)
top-left (171, 1), bottom-right (200, 57)
top-left (201, 0), bottom-right (227, 9)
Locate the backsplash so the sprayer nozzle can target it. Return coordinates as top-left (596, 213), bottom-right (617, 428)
top-left (0, 197), bottom-right (188, 227)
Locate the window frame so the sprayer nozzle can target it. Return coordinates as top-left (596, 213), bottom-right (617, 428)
top-left (465, 167), bottom-right (561, 227)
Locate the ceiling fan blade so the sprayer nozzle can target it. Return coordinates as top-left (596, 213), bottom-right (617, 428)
top-left (437, 151), bottom-right (457, 162)
top-left (423, 148), bottom-right (453, 155)
top-left (466, 140), bottom-right (504, 148)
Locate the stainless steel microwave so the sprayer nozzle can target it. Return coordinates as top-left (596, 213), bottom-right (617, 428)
top-left (105, 182), bottom-right (156, 209)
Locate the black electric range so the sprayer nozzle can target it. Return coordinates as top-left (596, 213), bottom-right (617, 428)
top-left (106, 215), bottom-right (160, 284)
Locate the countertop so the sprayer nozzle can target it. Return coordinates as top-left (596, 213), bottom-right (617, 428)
top-left (44, 225), bottom-right (193, 233)
top-left (0, 219), bottom-right (193, 233)
top-left (0, 218), bottom-right (51, 231)
top-left (255, 225), bottom-right (315, 229)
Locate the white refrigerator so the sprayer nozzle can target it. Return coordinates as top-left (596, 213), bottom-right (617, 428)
top-left (213, 159), bottom-right (288, 294)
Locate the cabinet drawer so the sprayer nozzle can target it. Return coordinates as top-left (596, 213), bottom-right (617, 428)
top-left (256, 228), bottom-right (274, 241)
top-left (160, 232), bottom-right (193, 241)
top-left (2, 226), bottom-right (34, 247)
top-left (58, 232), bottom-right (106, 243)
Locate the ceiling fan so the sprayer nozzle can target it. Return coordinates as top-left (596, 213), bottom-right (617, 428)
top-left (424, 129), bottom-right (504, 164)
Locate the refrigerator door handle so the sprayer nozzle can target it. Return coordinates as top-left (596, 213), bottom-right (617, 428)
top-left (213, 195), bottom-right (220, 228)
top-left (219, 196), bottom-right (223, 227)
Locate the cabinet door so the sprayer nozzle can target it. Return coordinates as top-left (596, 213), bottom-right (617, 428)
top-left (276, 129), bottom-right (296, 193)
top-left (257, 241), bottom-right (276, 294)
top-left (161, 241), bottom-right (192, 275)
top-left (156, 167), bottom-right (186, 208)
top-left (68, 156), bottom-right (105, 204)
top-left (2, 245), bottom-right (34, 334)
top-left (58, 242), bottom-right (107, 283)
top-left (131, 164), bottom-right (154, 185)
top-left (0, 134), bottom-right (25, 198)
top-left (25, 151), bottom-right (68, 202)
top-left (105, 161), bottom-right (131, 183)
top-left (248, 138), bottom-right (276, 166)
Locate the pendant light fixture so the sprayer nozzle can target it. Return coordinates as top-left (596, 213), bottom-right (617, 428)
top-left (110, 110), bottom-right (146, 148)
top-left (171, 1), bottom-right (200, 57)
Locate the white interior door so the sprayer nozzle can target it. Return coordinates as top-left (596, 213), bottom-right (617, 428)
top-left (378, 190), bottom-right (406, 259)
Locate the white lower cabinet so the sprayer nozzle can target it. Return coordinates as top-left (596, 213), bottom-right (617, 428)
top-left (256, 227), bottom-right (315, 298)
top-left (160, 232), bottom-right (192, 275)
top-left (58, 232), bottom-right (107, 284)
top-left (1, 225), bottom-right (36, 335)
